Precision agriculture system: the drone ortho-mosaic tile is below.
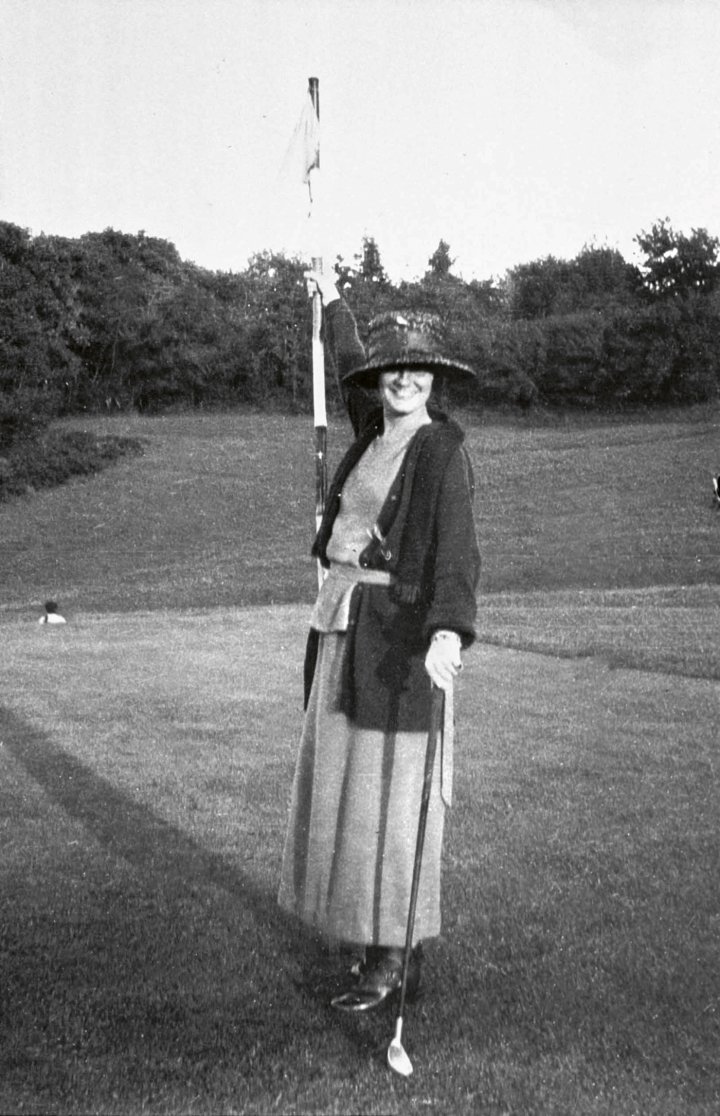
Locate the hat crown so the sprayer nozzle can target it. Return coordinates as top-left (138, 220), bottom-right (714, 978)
top-left (343, 308), bottom-right (476, 385)
top-left (366, 310), bottom-right (447, 365)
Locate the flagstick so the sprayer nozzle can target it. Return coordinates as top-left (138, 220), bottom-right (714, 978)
top-left (311, 255), bottom-right (327, 531)
top-left (308, 77), bottom-right (327, 588)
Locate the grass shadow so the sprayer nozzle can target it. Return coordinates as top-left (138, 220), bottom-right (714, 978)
top-left (0, 704), bottom-right (382, 1110)
top-left (2, 704), bottom-right (281, 914)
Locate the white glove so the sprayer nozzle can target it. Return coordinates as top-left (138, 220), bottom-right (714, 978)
top-left (304, 268), bottom-right (340, 305)
top-left (424, 630), bottom-right (463, 692)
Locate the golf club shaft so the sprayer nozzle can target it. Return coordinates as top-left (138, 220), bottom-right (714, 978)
top-left (396, 684), bottom-right (445, 1020)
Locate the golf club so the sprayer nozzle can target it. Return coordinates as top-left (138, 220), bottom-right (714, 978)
top-left (387, 683), bottom-right (445, 1077)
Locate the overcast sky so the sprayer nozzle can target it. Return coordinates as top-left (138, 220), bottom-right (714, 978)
top-left (2, 0), bottom-right (720, 280)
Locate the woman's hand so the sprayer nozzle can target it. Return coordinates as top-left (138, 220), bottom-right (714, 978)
top-left (304, 268), bottom-right (340, 305)
top-left (424, 630), bottom-right (463, 692)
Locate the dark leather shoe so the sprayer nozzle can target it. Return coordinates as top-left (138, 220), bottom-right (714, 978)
top-left (331, 945), bottom-right (422, 1012)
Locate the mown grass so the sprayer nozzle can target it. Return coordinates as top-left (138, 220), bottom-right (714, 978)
top-left (0, 412), bottom-right (317, 616)
top-left (478, 583), bottom-right (720, 679)
top-left (0, 405), bottom-right (718, 616)
top-left (1, 613), bottom-right (717, 1114)
top-left (1, 405), bottom-right (719, 1114)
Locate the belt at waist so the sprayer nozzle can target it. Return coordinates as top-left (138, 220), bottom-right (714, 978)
top-left (324, 565), bottom-right (392, 586)
top-left (310, 564), bottom-right (392, 631)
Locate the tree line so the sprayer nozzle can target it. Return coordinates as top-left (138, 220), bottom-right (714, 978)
top-left (2, 217), bottom-right (720, 453)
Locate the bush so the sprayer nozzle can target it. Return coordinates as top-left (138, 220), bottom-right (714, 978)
top-left (597, 301), bottom-right (720, 406)
top-left (534, 312), bottom-right (605, 406)
top-left (0, 430), bottom-right (144, 502)
top-left (469, 318), bottom-right (542, 408)
top-left (2, 219), bottom-right (719, 420)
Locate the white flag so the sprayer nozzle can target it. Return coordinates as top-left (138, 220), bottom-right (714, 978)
top-left (281, 91), bottom-right (320, 189)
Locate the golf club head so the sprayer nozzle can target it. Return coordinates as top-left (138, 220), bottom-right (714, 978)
top-left (387, 1017), bottom-right (413, 1077)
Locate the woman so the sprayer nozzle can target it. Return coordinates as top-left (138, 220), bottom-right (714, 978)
top-left (278, 271), bottom-right (480, 1011)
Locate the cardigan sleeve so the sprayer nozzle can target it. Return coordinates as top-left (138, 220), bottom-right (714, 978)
top-left (323, 298), bottom-right (380, 437)
top-left (423, 445), bottom-right (481, 647)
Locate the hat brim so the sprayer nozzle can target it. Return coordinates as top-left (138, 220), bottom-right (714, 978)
top-left (343, 354), bottom-right (476, 389)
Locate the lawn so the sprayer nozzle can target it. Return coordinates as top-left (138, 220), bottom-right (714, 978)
top-left (1, 406), bottom-right (719, 1114)
top-left (1, 405), bottom-right (718, 616)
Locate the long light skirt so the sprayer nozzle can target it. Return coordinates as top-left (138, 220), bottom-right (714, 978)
top-left (278, 631), bottom-right (445, 947)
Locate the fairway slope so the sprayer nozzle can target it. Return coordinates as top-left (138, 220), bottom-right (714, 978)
top-left (1, 408), bottom-right (719, 1113)
top-left (1, 606), bottom-right (719, 1113)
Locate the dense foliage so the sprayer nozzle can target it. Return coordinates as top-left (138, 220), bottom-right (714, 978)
top-left (0, 429), bottom-right (144, 502)
top-left (2, 218), bottom-right (720, 455)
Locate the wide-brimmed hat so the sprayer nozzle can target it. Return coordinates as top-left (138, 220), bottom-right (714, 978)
top-left (343, 310), bottom-right (476, 388)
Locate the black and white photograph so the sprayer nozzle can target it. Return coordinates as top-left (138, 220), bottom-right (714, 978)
top-left (1, 1), bottom-right (719, 1112)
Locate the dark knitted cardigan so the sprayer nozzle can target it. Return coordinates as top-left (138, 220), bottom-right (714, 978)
top-left (305, 299), bottom-right (481, 733)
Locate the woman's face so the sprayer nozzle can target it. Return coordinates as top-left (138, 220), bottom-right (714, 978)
top-left (378, 368), bottom-right (434, 418)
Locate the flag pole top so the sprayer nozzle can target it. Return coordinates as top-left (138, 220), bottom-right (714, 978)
top-left (308, 77), bottom-right (319, 115)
